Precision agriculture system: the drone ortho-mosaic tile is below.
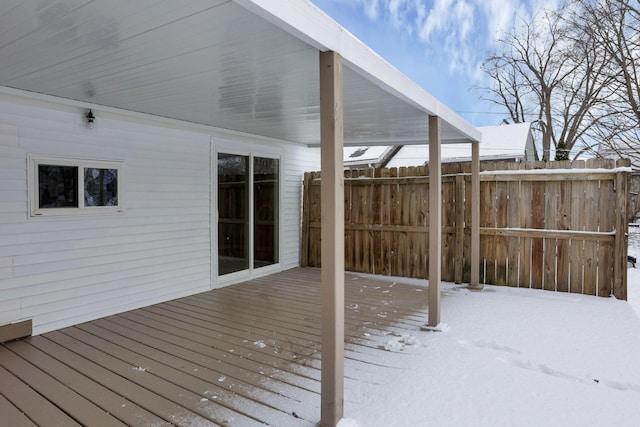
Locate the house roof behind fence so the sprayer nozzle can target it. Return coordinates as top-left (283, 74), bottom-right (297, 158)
top-left (381, 122), bottom-right (534, 168)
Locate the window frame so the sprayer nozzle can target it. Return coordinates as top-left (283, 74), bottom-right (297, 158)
top-left (28, 154), bottom-right (124, 217)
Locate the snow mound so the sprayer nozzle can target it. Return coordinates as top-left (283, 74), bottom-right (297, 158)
top-left (383, 333), bottom-right (420, 351)
top-left (337, 418), bottom-right (361, 427)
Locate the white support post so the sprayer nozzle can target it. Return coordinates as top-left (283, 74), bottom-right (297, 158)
top-left (319, 50), bottom-right (345, 427)
top-left (428, 115), bottom-right (442, 327)
top-left (469, 140), bottom-right (483, 290)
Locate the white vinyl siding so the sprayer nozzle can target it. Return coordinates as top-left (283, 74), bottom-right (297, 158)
top-left (0, 95), bottom-right (319, 335)
top-left (0, 99), bottom-right (211, 334)
top-left (282, 146), bottom-right (320, 268)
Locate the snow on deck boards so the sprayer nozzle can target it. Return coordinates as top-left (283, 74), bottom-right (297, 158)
top-left (0, 268), bottom-right (429, 426)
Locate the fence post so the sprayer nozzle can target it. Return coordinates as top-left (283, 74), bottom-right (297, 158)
top-left (614, 160), bottom-right (629, 300)
top-left (469, 140), bottom-right (482, 290)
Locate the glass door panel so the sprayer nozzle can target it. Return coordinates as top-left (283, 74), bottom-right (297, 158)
top-left (218, 153), bottom-right (249, 275)
top-left (253, 157), bottom-right (279, 268)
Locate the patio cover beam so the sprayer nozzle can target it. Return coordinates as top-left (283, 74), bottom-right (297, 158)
top-left (319, 50), bottom-right (345, 427)
top-left (428, 115), bottom-right (442, 327)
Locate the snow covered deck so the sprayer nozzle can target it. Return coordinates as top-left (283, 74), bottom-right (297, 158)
top-left (0, 268), bottom-right (428, 426)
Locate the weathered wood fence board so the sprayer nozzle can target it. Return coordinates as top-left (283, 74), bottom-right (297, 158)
top-left (301, 159), bottom-right (630, 299)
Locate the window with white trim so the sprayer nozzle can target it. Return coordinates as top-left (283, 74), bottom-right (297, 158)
top-left (29, 155), bottom-right (123, 216)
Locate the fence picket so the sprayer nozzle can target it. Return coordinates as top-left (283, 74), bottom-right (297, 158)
top-left (519, 164), bottom-right (532, 288)
top-left (569, 172), bottom-right (585, 294)
top-left (544, 173), bottom-right (559, 291)
top-left (556, 180), bottom-right (571, 292)
top-left (599, 178), bottom-right (615, 296)
top-left (506, 172), bottom-right (520, 287)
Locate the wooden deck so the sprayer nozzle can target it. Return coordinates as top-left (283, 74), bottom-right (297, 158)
top-left (0, 268), bottom-right (429, 426)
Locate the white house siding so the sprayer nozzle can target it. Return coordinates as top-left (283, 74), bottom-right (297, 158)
top-left (0, 95), bottom-right (318, 335)
top-left (282, 146), bottom-right (320, 268)
top-left (0, 98), bottom-right (212, 335)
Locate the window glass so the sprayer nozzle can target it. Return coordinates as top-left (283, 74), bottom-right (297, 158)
top-left (218, 153), bottom-right (250, 275)
top-left (38, 165), bottom-right (78, 208)
top-left (84, 168), bottom-right (118, 206)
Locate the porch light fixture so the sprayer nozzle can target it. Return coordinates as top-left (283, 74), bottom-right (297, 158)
top-left (85, 109), bottom-right (95, 127)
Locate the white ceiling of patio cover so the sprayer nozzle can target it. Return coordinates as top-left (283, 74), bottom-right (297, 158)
top-left (0, 0), bottom-right (480, 146)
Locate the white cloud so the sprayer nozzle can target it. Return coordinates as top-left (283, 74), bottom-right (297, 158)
top-left (417, 0), bottom-right (454, 43)
top-left (362, 0), bottom-right (381, 21)
top-left (455, 1), bottom-right (474, 41)
top-left (413, 0), bottom-right (478, 75)
top-left (387, 0), bottom-right (414, 33)
top-left (324, 0), bottom-right (383, 21)
top-left (479, 0), bottom-right (519, 42)
top-left (343, 0), bottom-right (563, 85)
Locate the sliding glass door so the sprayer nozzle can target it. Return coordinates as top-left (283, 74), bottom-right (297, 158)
top-left (218, 153), bottom-right (279, 276)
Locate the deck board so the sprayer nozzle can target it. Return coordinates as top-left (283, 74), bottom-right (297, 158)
top-left (3, 339), bottom-right (165, 426)
top-left (0, 392), bottom-right (38, 427)
top-left (0, 362), bottom-right (82, 427)
top-left (0, 268), bottom-right (429, 426)
top-left (0, 344), bottom-right (128, 427)
top-left (103, 313), bottom-right (320, 393)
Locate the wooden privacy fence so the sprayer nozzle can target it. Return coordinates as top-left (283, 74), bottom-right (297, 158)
top-left (301, 159), bottom-right (630, 299)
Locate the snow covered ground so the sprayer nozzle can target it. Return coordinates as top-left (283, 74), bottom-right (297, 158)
top-left (338, 229), bottom-right (640, 427)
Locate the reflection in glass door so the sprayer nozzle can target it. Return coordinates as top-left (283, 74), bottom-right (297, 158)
top-left (218, 154), bottom-right (249, 275)
top-left (218, 154), bottom-right (279, 276)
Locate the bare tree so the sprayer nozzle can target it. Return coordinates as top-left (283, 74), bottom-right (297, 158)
top-left (480, 4), bottom-right (616, 161)
top-left (579, 0), bottom-right (640, 165)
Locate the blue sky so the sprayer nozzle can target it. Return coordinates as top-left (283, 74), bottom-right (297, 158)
top-left (310, 0), bottom-right (559, 127)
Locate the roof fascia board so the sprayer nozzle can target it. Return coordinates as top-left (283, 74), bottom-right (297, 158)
top-left (310, 137), bottom-right (478, 148)
top-left (234, 0), bottom-right (482, 144)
